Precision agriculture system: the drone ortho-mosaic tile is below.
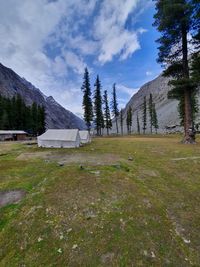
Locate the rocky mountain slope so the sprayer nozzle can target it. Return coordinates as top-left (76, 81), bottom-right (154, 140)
top-left (112, 74), bottom-right (200, 134)
top-left (0, 63), bottom-right (85, 130)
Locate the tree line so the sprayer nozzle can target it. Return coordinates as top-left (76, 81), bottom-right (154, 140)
top-left (81, 68), bottom-right (119, 135)
top-left (0, 94), bottom-right (46, 135)
top-left (81, 68), bottom-right (159, 135)
top-left (125, 94), bottom-right (158, 135)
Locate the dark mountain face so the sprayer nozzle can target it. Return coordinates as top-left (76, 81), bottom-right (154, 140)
top-left (0, 63), bottom-right (85, 130)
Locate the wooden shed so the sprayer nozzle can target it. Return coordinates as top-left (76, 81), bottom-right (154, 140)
top-left (0, 130), bottom-right (28, 141)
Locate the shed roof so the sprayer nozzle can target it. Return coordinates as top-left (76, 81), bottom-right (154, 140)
top-left (79, 130), bottom-right (90, 140)
top-left (38, 129), bottom-right (79, 141)
top-left (0, 130), bottom-right (27, 135)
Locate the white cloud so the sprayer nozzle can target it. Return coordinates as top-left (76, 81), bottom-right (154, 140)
top-left (117, 84), bottom-right (139, 97)
top-left (0, 0), bottom-right (149, 115)
top-left (93, 0), bottom-right (146, 63)
top-left (62, 51), bottom-right (86, 75)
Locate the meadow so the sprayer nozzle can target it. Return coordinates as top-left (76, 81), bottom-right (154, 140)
top-left (0, 135), bottom-right (200, 266)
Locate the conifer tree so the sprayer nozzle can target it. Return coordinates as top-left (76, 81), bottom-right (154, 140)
top-left (126, 107), bottom-right (132, 134)
top-left (153, 0), bottom-right (199, 143)
top-left (148, 93), bottom-right (153, 134)
top-left (0, 94), bottom-right (45, 134)
top-left (81, 68), bottom-right (93, 131)
top-left (142, 96), bottom-right (147, 134)
top-left (103, 90), bottom-right (112, 135)
top-left (152, 103), bottom-right (159, 134)
top-left (120, 109), bottom-right (123, 135)
top-left (111, 83), bottom-right (119, 134)
top-left (137, 113), bottom-right (140, 134)
top-left (93, 75), bottom-right (104, 135)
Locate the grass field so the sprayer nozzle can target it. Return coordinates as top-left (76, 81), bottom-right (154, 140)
top-left (0, 135), bottom-right (200, 266)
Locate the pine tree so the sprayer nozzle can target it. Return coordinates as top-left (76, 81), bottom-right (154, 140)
top-left (152, 103), bottom-right (159, 134)
top-left (126, 107), bottom-right (132, 134)
top-left (142, 96), bottom-right (147, 134)
top-left (120, 109), bottom-right (123, 135)
top-left (93, 75), bottom-right (104, 135)
top-left (103, 90), bottom-right (112, 135)
top-left (137, 113), bottom-right (140, 134)
top-left (31, 102), bottom-right (38, 135)
top-left (148, 93), bottom-right (153, 134)
top-left (81, 68), bottom-right (93, 131)
top-left (126, 109), bottom-right (130, 134)
top-left (153, 0), bottom-right (199, 143)
top-left (37, 105), bottom-right (46, 135)
top-left (111, 83), bottom-right (119, 134)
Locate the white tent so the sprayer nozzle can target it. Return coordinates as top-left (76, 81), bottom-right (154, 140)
top-left (37, 129), bottom-right (80, 148)
top-left (79, 130), bottom-right (91, 144)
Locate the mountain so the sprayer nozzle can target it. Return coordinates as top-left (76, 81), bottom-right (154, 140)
top-left (0, 63), bottom-right (85, 130)
top-left (112, 74), bottom-right (200, 134)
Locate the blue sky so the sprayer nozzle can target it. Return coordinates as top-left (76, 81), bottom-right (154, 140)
top-left (0, 0), bottom-right (162, 117)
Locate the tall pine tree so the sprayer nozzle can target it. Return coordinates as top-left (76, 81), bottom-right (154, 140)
top-left (126, 107), bottom-right (132, 134)
top-left (120, 109), bottom-right (124, 135)
top-left (103, 90), bottom-right (112, 135)
top-left (142, 96), bottom-right (147, 134)
top-left (148, 93), bottom-right (153, 134)
top-left (152, 103), bottom-right (159, 134)
top-left (153, 0), bottom-right (199, 143)
top-left (137, 113), bottom-right (141, 134)
top-left (111, 83), bottom-right (119, 134)
top-left (81, 68), bottom-right (93, 131)
top-left (93, 75), bottom-right (104, 135)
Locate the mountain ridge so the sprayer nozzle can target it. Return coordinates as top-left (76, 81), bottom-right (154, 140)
top-left (112, 73), bottom-right (200, 134)
top-left (0, 63), bottom-right (85, 130)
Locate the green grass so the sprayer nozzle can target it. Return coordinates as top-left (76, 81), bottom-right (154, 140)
top-left (0, 135), bottom-right (200, 266)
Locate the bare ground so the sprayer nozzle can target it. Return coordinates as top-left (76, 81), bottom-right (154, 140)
top-left (17, 152), bottom-right (122, 165)
top-left (0, 190), bottom-right (26, 208)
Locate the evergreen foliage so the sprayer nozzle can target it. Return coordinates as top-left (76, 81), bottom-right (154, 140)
top-left (142, 96), bottom-right (147, 134)
top-left (126, 107), bottom-right (132, 134)
top-left (152, 103), bottom-right (159, 133)
top-left (137, 113), bottom-right (140, 134)
top-left (111, 84), bottom-right (119, 134)
top-left (93, 75), bottom-right (104, 135)
top-left (148, 93), bottom-right (153, 133)
top-left (103, 90), bottom-right (112, 135)
top-left (120, 109), bottom-right (123, 135)
top-left (153, 0), bottom-right (200, 143)
top-left (81, 68), bottom-right (93, 131)
top-left (0, 94), bottom-right (45, 135)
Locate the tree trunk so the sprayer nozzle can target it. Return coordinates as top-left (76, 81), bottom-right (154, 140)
top-left (121, 124), bottom-right (123, 135)
top-left (107, 127), bottom-right (109, 136)
top-left (181, 24), bottom-right (196, 144)
top-left (115, 117), bottom-right (118, 134)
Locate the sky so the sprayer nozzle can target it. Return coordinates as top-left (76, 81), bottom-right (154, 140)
top-left (0, 0), bottom-right (162, 118)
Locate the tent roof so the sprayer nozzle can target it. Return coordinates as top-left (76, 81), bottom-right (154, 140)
top-left (38, 129), bottom-right (79, 141)
top-left (79, 130), bottom-right (90, 140)
top-left (0, 130), bottom-right (27, 135)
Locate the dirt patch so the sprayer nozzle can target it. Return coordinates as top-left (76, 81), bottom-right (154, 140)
top-left (0, 190), bottom-right (26, 208)
top-left (17, 152), bottom-right (121, 165)
top-left (17, 152), bottom-right (51, 160)
top-left (171, 156), bottom-right (200, 161)
top-left (139, 168), bottom-right (159, 179)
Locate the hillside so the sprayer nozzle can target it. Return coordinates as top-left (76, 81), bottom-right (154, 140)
top-left (0, 63), bottom-right (85, 130)
top-left (112, 74), bottom-right (200, 134)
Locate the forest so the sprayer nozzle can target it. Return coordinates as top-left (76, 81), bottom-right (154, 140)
top-left (0, 94), bottom-right (45, 135)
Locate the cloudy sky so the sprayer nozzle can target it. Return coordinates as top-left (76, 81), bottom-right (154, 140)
top-left (0, 0), bottom-right (162, 117)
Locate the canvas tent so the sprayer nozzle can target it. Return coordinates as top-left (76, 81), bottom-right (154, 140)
top-left (37, 129), bottom-right (80, 148)
top-left (79, 130), bottom-right (91, 144)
